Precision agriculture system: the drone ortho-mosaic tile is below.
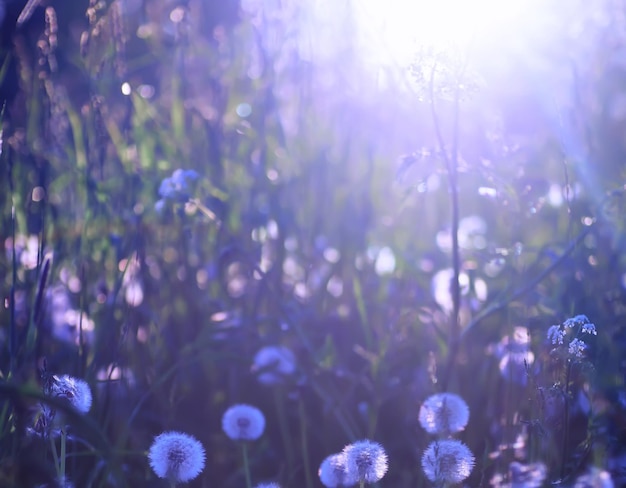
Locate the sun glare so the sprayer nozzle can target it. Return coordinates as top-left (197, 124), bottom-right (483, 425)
top-left (354, 0), bottom-right (542, 65)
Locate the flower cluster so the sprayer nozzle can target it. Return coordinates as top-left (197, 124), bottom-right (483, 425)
top-left (159, 169), bottom-right (199, 201)
top-left (155, 169), bottom-right (200, 212)
top-left (318, 440), bottom-right (388, 487)
top-left (547, 314), bottom-right (597, 359)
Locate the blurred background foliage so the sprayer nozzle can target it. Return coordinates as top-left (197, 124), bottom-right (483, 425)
top-left (1, 0), bottom-right (626, 486)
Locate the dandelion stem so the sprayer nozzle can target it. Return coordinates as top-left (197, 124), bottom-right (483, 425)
top-left (273, 387), bottom-right (295, 472)
top-left (429, 56), bottom-right (462, 390)
top-left (298, 397), bottom-right (314, 488)
top-left (242, 442), bottom-right (252, 488)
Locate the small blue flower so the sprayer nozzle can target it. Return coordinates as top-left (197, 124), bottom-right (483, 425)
top-left (148, 431), bottom-right (206, 483)
top-left (343, 439), bottom-right (388, 484)
top-left (581, 322), bottom-right (597, 335)
top-left (419, 392), bottom-right (470, 435)
top-left (547, 325), bottom-right (566, 345)
top-left (252, 345), bottom-right (296, 385)
top-left (255, 483), bottom-right (281, 488)
top-left (158, 169), bottom-right (199, 201)
top-left (319, 452), bottom-right (354, 487)
top-left (51, 375), bottom-right (93, 414)
top-left (154, 199), bottom-right (166, 214)
top-left (564, 314), bottom-right (591, 328)
top-left (421, 439), bottom-right (475, 485)
top-left (222, 404), bottom-right (266, 441)
top-left (569, 338), bottom-right (587, 358)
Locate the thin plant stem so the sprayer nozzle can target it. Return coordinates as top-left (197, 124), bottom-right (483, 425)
top-left (298, 397), bottom-right (313, 488)
top-left (242, 442), bottom-right (252, 488)
top-left (50, 434), bottom-right (61, 479)
top-left (560, 359), bottom-right (573, 481)
top-left (9, 205), bottom-right (17, 377)
top-left (428, 58), bottom-right (462, 390)
top-left (273, 387), bottom-right (295, 473)
top-left (460, 226), bottom-right (591, 341)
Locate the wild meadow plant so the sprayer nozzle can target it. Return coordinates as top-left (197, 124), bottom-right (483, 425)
top-left (2, 0), bottom-right (626, 487)
top-left (29, 372), bottom-right (94, 487)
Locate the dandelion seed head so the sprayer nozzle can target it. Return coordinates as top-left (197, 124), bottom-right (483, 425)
top-left (252, 345), bottom-right (296, 385)
top-left (222, 404), bottom-right (266, 441)
top-left (319, 452), bottom-right (354, 487)
top-left (421, 439), bottom-right (475, 485)
top-left (51, 375), bottom-right (93, 413)
top-left (148, 431), bottom-right (206, 483)
top-left (419, 392), bottom-right (470, 435)
top-left (343, 439), bottom-right (388, 484)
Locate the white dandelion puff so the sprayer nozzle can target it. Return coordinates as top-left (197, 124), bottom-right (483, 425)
top-left (222, 404), bottom-right (266, 441)
top-left (51, 375), bottom-right (93, 414)
top-left (252, 345), bottom-right (296, 385)
top-left (319, 452), bottom-right (354, 487)
top-left (419, 392), bottom-right (470, 435)
top-left (148, 431), bottom-right (206, 483)
top-left (421, 439), bottom-right (475, 485)
top-left (343, 439), bottom-right (388, 484)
